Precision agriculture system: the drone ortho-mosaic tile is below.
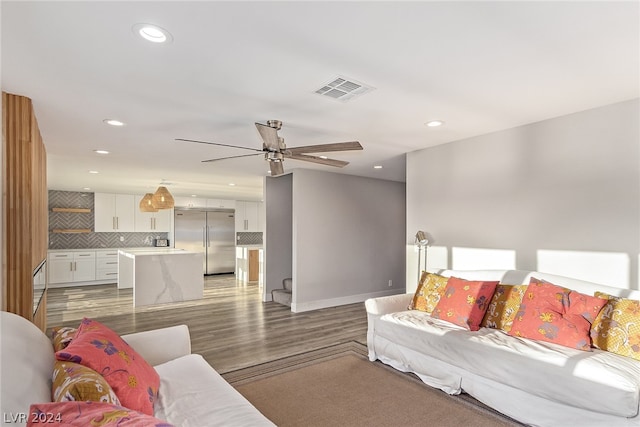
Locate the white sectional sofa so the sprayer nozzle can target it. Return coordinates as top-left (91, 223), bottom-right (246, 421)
top-left (0, 311), bottom-right (275, 426)
top-left (365, 270), bottom-right (640, 427)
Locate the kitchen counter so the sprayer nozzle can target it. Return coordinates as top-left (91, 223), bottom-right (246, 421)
top-left (118, 248), bottom-right (203, 307)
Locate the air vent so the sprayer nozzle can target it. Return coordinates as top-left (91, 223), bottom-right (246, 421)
top-left (314, 76), bottom-right (374, 102)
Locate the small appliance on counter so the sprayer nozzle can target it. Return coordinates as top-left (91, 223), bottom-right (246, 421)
top-left (154, 238), bottom-right (169, 247)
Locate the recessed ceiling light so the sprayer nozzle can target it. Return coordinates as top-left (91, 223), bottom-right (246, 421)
top-left (425, 120), bottom-right (444, 127)
top-left (94, 150), bottom-right (109, 155)
top-left (83, 187), bottom-right (91, 191)
top-left (191, 195), bottom-right (197, 197)
top-left (319, 156), bottom-right (328, 159)
top-left (374, 165), bottom-right (383, 169)
top-left (103, 119), bottom-right (125, 127)
top-left (132, 23), bottom-right (173, 44)
top-left (88, 170), bottom-right (99, 174)
top-left (228, 183), bottom-right (236, 186)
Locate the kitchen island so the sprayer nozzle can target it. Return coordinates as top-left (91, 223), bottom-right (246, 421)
top-left (118, 248), bottom-right (204, 307)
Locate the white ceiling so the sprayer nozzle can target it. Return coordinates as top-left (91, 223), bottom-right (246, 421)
top-left (2, 1), bottom-right (638, 201)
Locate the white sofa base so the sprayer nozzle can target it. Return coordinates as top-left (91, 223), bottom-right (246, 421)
top-left (0, 311), bottom-right (275, 426)
top-left (366, 270), bottom-right (640, 427)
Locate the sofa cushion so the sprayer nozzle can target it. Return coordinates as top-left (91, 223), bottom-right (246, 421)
top-left (52, 361), bottom-right (120, 404)
top-left (480, 284), bottom-right (527, 332)
top-left (509, 279), bottom-right (607, 351)
top-left (0, 311), bottom-right (55, 421)
top-left (376, 310), bottom-right (640, 417)
top-left (408, 272), bottom-right (449, 313)
top-left (591, 292), bottom-right (640, 361)
top-left (55, 318), bottom-right (160, 415)
top-left (153, 354), bottom-right (275, 426)
top-left (431, 277), bottom-right (498, 331)
top-left (27, 401), bottom-right (172, 426)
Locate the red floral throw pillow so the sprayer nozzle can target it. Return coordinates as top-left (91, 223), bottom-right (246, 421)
top-left (431, 277), bottom-right (499, 331)
top-left (55, 318), bottom-right (160, 415)
top-left (508, 278), bottom-right (607, 351)
top-left (28, 401), bottom-right (172, 426)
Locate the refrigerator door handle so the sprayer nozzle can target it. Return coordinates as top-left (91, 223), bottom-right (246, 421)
top-left (207, 226), bottom-right (211, 247)
top-left (203, 226), bottom-right (206, 247)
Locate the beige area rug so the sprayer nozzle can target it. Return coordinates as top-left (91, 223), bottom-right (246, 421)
top-left (223, 342), bottom-right (523, 427)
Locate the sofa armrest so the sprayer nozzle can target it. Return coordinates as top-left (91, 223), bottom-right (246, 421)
top-left (365, 293), bottom-right (413, 316)
top-left (122, 324), bottom-right (191, 366)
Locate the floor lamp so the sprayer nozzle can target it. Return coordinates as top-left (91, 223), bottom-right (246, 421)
top-left (415, 230), bottom-right (429, 283)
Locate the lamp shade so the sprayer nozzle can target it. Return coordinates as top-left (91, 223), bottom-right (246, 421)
top-left (151, 186), bottom-right (175, 209)
top-left (415, 230), bottom-right (429, 246)
top-left (139, 193), bottom-right (158, 212)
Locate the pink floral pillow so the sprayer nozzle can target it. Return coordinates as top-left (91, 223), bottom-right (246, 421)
top-left (508, 278), bottom-right (607, 351)
top-left (27, 401), bottom-right (172, 426)
top-left (55, 318), bottom-right (160, 415)
top-left (431, 277), bottom-right (499, 331)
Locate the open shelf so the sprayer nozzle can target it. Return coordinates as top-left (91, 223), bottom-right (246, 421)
top-left (51, 228), bottom-right (91, 234)
top-left (51, 207), bottom-right (91, 213)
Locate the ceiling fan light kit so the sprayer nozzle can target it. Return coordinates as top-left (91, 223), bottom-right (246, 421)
top-left (177, 120), bottom-right (363, 176)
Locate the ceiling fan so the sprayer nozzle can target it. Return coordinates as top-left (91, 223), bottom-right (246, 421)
top-left (176, 120), bottom-right (363, 176)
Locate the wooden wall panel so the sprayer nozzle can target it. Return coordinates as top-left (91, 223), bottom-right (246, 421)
top-left (2, 92), bottom-right (48, 330)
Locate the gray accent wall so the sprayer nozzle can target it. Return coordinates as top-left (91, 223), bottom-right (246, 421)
top-left (290, 169), bottom-right (406, 312)
top-left (407, 99), bottom-right (640, 289)
top-left (265, 174), bottom-right (293, 300)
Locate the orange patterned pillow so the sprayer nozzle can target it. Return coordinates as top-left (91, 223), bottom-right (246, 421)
top-left (508, 279), bottom-right (607, 351)
top-left (591, 292), bottom-right (640, 360)
top-left (408, 272), bottom-right (449, 314)
top-left (480, 284), bottom-right (527, 332)
top-left (55, 318), bottom-right (160, 415)
top-left (431, 277), bottom-right (498, 331)
top-left (52, 361), bottom-right (120, 404)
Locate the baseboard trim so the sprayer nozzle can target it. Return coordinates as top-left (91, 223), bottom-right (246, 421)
top-left (291, 289), bottom-right (402, 313)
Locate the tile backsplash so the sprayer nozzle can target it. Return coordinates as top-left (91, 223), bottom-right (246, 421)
top-left (236, 232), bottom-right (263, 246)
top-left (48, 190), bottom-right (168, 250)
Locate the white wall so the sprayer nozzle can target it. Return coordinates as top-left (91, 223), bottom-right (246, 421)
top-left (291, 169), bottom-right (406, 312)
top-left (407, 99), bottom-right (640, 290)
top-left (264, 174), bottom-right (293, 301)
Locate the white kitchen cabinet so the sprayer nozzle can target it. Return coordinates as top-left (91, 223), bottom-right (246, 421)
top-left (206, 198), bottom-right (236, 209)
top-left (173, 196), bottom-right (207, 208)
top-left (94, 193), bottom-right (135, 232)
top-left (235, 201), bottom-right (263, 232)
top-left (48, 251), bottom-right (96, 284)
top-left (134, 195), bottom-right (172, 232)
top-left (96, 250), bottom-right (119, 281)
top-left (48, 252), bottom-right (74, 284)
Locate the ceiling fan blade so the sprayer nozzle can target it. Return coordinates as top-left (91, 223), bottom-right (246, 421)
top-left (176, 138), bottom-right (263, 153)
top-left (286, 153), bottom-right (349, 168)
top-left (269, 161), bottom-right (285, 176)
top-left (202, 153), bottom-right (263, 163)
top-left (255, 123), bottom-right (280, 151)
top-left (287, 141), bottom-right (362, 154)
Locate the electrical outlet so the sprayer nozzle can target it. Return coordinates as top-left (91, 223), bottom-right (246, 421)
top-left (388, 280), bottom-right (393, 287)
top-left (119, 236), bottom-right (124, 242)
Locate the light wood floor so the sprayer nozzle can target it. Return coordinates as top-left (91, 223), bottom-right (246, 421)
top-left (46, 275), bottom-right (368, 373)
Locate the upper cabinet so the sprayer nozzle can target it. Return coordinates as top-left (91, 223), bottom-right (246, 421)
top-left (174, 197), bottom-right (235, 209)
top-left (94, 193), bottom-right (135, 232)
top-left (133, 195), bottom-right (172, 232)
top-left (207, 198), bottom-right (236, 209)
top-left (236, 201), bottom-right (263, 232)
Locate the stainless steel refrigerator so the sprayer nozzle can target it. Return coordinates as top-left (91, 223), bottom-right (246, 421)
top-left (174, 209), bottom-right (236, 275)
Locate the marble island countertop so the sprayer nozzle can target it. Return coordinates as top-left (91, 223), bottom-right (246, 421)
top-left (117, 248), bottom-right (193, 257)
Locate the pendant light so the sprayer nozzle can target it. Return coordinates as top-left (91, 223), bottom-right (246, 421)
top-left (139, 193), bottom-right (158, 212)
top-left (151, 186), bottom-right (175, 209)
